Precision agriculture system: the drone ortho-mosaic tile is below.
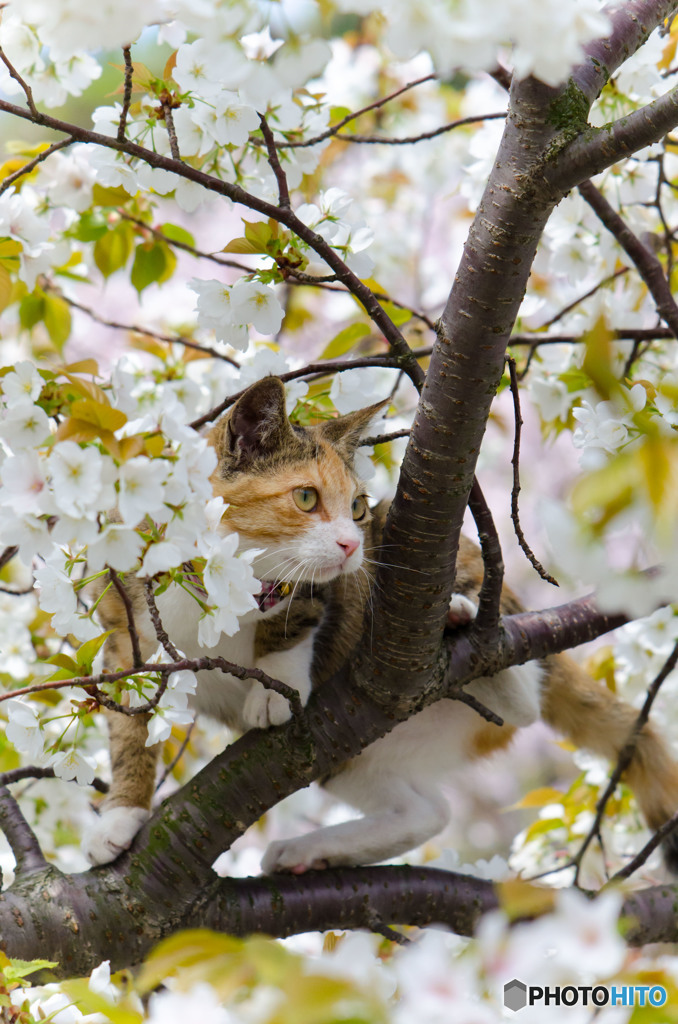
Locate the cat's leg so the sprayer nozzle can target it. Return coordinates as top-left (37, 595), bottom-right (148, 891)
top-left (83, 582), bottom-right (159, 866)
top-left (262, 772), bottom-right (450, 873)
top-left (84, 710), bottom-right (158, 865)
top-left (242, 632), bottom-right (315, 729)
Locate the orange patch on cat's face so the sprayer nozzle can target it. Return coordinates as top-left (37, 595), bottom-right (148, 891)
top-left (211, 442), bottom-right (365, 541)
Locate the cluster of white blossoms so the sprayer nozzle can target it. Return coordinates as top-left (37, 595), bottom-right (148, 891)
top-left (0, 352), bottom-right (311, 777)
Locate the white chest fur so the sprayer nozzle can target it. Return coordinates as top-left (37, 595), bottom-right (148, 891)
top-left (154, 583), bottom-right (315, 731)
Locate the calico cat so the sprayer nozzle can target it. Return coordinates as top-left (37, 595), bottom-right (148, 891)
top-left (85, 376), bottom-right (678, 873)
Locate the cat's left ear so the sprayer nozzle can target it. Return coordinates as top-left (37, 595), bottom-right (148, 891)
top-left (319, 398), bottom-right (390, 458)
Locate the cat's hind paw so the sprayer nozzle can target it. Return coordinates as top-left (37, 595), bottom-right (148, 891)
top-left (84, 805), bottom-right (150, 866)
top-left (447, 593), bottom-right (478, 627)
top-left (261, 837), bottom-right (329, 874)
top-left (243, 683), bottom-right (291, 730)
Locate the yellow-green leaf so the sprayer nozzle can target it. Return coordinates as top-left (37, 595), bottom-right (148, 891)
top-left (69, 399), bottom-right (127, 431)
top-left (43, 294), bottom-right (72, 351)
top-left (320, 322), bottom-right (370, 359)
top-left (61, 979), bottom-right (142, 1024)
top-left (92, 184), bottom-right (135, 207)
top-left (510, 786), bottom-right (566, 810)
top-left (61, 359), bottom-right (100, 377)
top-left (0, 265), bottom-right (12, 314)
top-left (581, 318), bottom-right (618, 401)
top-left (61, 372), bottom-right (108, 405)
top-left (130, 241), bottom-right (168, 294)
top-left (222, 236), bottom-right (259, 254)
top-left (497, 878), bottom-right (556, 920)
top-left (76, 630), bottom-right (115, 672)
top-left (94, 224), bottom-right (134, 278)
top-left (0, 236), bottom-right (22, 272)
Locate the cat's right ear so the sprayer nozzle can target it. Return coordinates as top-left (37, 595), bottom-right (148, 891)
top-left (211, 376), bottom-right (295, 467)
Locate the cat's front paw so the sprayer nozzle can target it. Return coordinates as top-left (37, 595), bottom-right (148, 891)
top-left (243, 683), bottom-right (291, 730)
top-left (261, 837), bottom-right (330, 875)
top-left (84, 805), bottom-right (150, 866)
top-left (447, 593), bottom-right (478, 627)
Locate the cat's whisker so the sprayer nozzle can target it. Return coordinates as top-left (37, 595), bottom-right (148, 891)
top-left (362, 556), bottom-right (429, 576)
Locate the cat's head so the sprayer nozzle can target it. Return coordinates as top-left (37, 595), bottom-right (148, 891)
top-left (208, 377), bottom-right (386, 585)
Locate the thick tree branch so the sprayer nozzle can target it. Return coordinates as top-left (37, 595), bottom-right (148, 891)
top-left (0, 786), bottom-right (48, 876)
top-left (550, 84), bottom-right (678, 192)
top-left (575, 0), bottom-right (678, 104)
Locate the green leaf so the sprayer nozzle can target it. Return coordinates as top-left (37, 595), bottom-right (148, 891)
top-left (0, 265), bottom-right (12, 313)
top-left (69, 398), bottom-right (127, 431)
top-left (244, 219), bottom-right (274, 251)
top-left (130, 241), bottom-right (168, 294)
top-left (94, 224), bottom-right (134, 278)
top-left (320, 322), bottom-right (370, 359)
top-left (379, 300), bottom-right (412, 326)
top-left (45, 653), bottom-right (79, 673)
top-left (72, 212), bottom-right (108, 243)
top-left (43, 294), bottom-right (72, 351)
top-left (0, 236), bottom-right (22, 273)
top-left (222, 236), bottom-right (259, 255)
top-left (19, 289), bottom-right (45, 330)
top-left (160, 222), bottom-right (195, 247)
top-left (92, 183), bottom-right (135, 207)
top-left (76, 630), bottom-right (115, 673)
top-left (4, 958), bottom-right (58, 982)
top-left (61, 979), bottom-right (143, 1024)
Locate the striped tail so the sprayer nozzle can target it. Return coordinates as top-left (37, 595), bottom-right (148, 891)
top-left (541, 652), bottom-right (678, 871)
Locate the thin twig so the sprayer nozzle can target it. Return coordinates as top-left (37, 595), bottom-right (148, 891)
top-left (467, 477), bottom-right (504, 632)
top-left (155, 721), bottom-right (195, 792)
top-left (117, 46), bottom-right (134, 143)
top-left (0, 46), bottom-right (38, 117)
top-left (0, 137), bottom-right (75, 198)
top-left (109, 569), bottom-right (143, 669)
top-left (117, 210), bottom-right (254, 271)
top-left (332, 112), bottom-right (506, 146)
top-left (144, 579), bottom-right (179, 661)
top-left (43, 283), bottom-right (240, 367)
top-left (364, 904), bottom-right (411, 945)
top-left (608, 805), bottom-right (678, 882)
top-left (509, 327), bottom-right (673, 346)
top-left (189, 350), bottom-right (432, 430)
top-left (161, 96), bottom-right (181, 161)
top-left (451, 688), bottom-right (504, 726)
top-left (259, 113), bottom-right (290, 208)
top-left (0, 785), bottom-right (47, 875)
top-left (506, 356), bottom-right (559, 586)
top-left (0, 546), bottom-right (18, 571)
top-left (278, 74), bottom-right (437, 149)
top-left (360, 428), bottom-right (411, 447)
top-left (579, 178), bottom-right (678, 338)
top-left (0, 582), bottom-right (34, 595)
top-left (0, 656), bottom-right (304, 717)
top-left (0, 765), bottom-right (108, 794)
top-left (537, 268), bottom-right (629, 329)
top-left (572, 639), bottom-right (678, 885)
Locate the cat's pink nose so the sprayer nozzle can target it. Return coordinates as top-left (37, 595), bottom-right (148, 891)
top-left (337, 537), bottom-right (359, 558)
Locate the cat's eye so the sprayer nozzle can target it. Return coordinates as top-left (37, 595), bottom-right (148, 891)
top-left (293, 486), bottom-right (318, 512)
top-left (352, 495), bottom-right (367, 521)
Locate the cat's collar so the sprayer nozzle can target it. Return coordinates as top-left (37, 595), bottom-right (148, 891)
top-left (256, 579), bottom-right (291, 612)
top-left (182, 563), bottom-right (291, 612)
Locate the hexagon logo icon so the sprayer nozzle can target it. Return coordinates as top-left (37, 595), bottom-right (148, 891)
top-left (504, 979), bottom-right (527, 1012)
